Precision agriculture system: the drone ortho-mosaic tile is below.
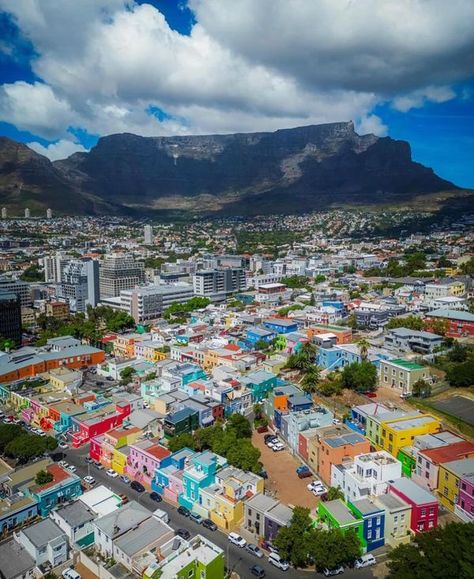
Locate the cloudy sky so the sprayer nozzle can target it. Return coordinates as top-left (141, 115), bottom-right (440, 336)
top-left (0, 0), bottom-right (473, 186)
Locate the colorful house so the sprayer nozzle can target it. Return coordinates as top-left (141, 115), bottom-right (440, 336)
top-left (437, 457), bottom-right (474, 513)
top-left (457, 472), bottom-right (474, 522)
top-left (27, 464), bottom-right (82, 517)
top-left (388, 478), bottom-right (438, 533)
top-left (317, 499), bottom-right (365, 550)
top-left (127, 439), bottom-right (172, 489)
top-left (245, 327), bottom-right (276, 347)
top-left (424, 309), bottom-right (474, 338)
top-left (70, 401), bottom-right (131, 448)
top-left (152, 448), bottom-right (196, 503)
top-left (178, 451), bottom-right (221, 512)
top-left (379, 414), bottom-right (441, 457)
top-left (379, 358), bottom-right (431, 396)
top-left (262, 318), bottom-right (298, 334)
top-left (240, 370), bottom-right (277, 402)
top-left (163, 407), bottom-right (199, 438)
top-left (306, 324), bottom-right (352, 344)
top-left (373, 493), bottom-right (412, 548)
top-left (318, 433), bottom-right (371, 486)
top-left (348, 499), bottom-right (385, 551)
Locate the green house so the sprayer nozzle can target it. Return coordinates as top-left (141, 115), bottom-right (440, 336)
top-left (317, 499), bottom-right (365, 549)
top-left (397, 446), bottom-right (416, 478)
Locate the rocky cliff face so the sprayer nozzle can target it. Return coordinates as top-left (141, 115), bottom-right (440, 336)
top-left (0, 122), bottom-right (457, 216)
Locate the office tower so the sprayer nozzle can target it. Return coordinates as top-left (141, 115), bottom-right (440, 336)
top-left (115, 283), bottom-right (194, 323)
top-left (144, 224), bottom-right (153, 245)
top-left (193, 268), bottom-right (246, 299)
top-left (58, 259), bottom-right (100, 312)
top-left (1, 207), bottom-right (6, 219)
top-left (99, 253), bottom-right (145, 299)
top-left (0, 275), bottom-right (32, 307)
top-left (46, 208), bottom-right (52, 219)
top-left (24, 208), bottom-right (31, 218)
top-left (43, 252), bottom-right (70, 283)
top-left (0, 291), bottom-right (22, 346)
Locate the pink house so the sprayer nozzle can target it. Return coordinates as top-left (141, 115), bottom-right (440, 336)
top-left (457, 472), bottom-right (474, 522)
top-left (126, 438), bottom-right (171, 489)
top-left (389, 478), bottom-right (438, 533)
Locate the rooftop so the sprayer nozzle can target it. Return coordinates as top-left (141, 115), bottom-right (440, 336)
top-left (390, 478), bottom-right (437, 505)
top-left (386, 358), bottom-right (425, 371)
top-left (323, 499), bottom-right (360, 526)
top-left (21, 518), bottom-right (66, 548)
top-left (0, 539), bottom-right (35, 579)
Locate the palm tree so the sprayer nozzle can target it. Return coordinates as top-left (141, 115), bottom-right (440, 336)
top-left (301, 365), bottom-right (321, 394)
top-left (357, 339), bottom-right (370, 362)
top-left (300, 341), bottom-right (318, 360)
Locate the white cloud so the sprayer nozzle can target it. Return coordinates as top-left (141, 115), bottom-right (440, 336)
top-left (355, 115), bottom-right (388, 137)
top-left (0, 0), bottom-right (472, 145)
top-left (27, 138), bottom-right (87, 161)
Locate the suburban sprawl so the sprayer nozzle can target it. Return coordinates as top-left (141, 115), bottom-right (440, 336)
top-left (0, 210), bottom-right (473, 579)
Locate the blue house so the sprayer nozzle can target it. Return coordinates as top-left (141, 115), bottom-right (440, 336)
top-left (152, 447), bottom-right (196, 494)
top-left (28, 464), bottom-right (82, 517)
top-left (178, 451), bottom-right (221, 511)
top-left (0, 494), bottom-right (38, 534)
top-left (246, 327), bottom-right (276, 347)
top-left (263, 319), bottom-right (298, 335)
top-left (349, 499), bottom-right (385, 552)
top-left (240, 370), bottom-right (278, 402)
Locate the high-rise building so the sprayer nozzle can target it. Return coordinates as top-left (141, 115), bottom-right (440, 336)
top-left (24, 208), bottom-right (31, 218)
top-left (57, 259), bottom-right (100, 312)
top-left (0, 290), bottom-right (22, 346)
top-left (144, 225), bottom-right (153, 245)
top-left (46, 208), bottom-right (52, 219)
top-left (193, 268), bottom-right (246, 299)
top-left (99, 254), bottom-right (145, 299)
top-left (106, 283), bottom-right (194, 323)
top-left (1, 207), bottom-right (6, 219)
top-left (0, 275), bottom-right (31, 307)
top-left (43, 252), bottom-right (70, 283)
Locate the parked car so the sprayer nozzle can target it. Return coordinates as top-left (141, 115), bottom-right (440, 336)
top-left (364, 391), bottom-right (377, 398)
top-left (268, 553), bottom-right (290, 571)
top-left (93, 461), bottom-right (104, 470)
top-left (246, 544), bottom-right (264, 558)
top-left (58, 460), bottom-right (68, 468)
top-left (355, 554), bottom-right (376, 568)
top-left (296, 465), bottom-right (312, 479)
top-left (258, 469), bottom-right (268, 479)
top-left (307, 480), bottom-right (325, 492)
top-left (189, 512), bottom-right (203, 524)
top-left (312, 485), bottom-right (327, 497)
top-left (130, 481), bottom-right (145, 493)
top-left (250, 565), bottom-right (266, 578)
top-left (261, 541), bottom-right (279, 554)
top-left (175, 528), bottom-right (191, 540)
top-left (120, 475), bottom-right (130, 484)
top-left (84, 456), bottom-right (94, 464)
top-left (228, 532), bottom-right (246, 548)
top-left (106, 469), bottom-right (118, 478)
top-left (149, 492), bottom-right (163, 503)
top-left (323, 566), bottom-right (344, 576)
top-left (82, 475), bottom-right (96, 487)
top-left (119, 494), bottom-right (129, 505)
top-left (332, 418), bottom-right (341, 425)
top-left (178, 506), bottom-right (190, 517)
top-left (256, 425), bottom-right (268, 433)
top-left (66, 464), bottom-right (77, 473)
top-left (272, 443), bottom-right (285, 452)
top-left (62, 568), bottom-right (81, 579)
top-left (58, 442), bottom-right (69, 450)
top-left (202, 519), bottom-right (217, 531)
top-left (264, 434), bottom-right (277, 443)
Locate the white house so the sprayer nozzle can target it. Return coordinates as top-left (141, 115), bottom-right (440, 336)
top-left (49, 500), bottom-right (96, 546)
top-left (16, 519), bottom-right (68, 568)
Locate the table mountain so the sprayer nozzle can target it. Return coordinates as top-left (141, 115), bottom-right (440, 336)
top-left (0, 122), bottom-right (458, 216)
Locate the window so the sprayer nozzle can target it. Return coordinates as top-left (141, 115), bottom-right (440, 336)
top-left (421, 509), bottom-right (426, 517)
top-left (367, 530), bottom-right (372, 539)
top-left (368, 518), bottom-right (372, 528)
top-left (444, 472), bottom-right (449, 481)
top-left (400, 514), bottom-right (405, 521)
top-left (429, 507), bottom-right (435, 515)
top-left (188, 570), bottom-right (194, 578)
top-left (394, 515), bottom-right (398, 522)
top-left (443, 487), bottom-right (448, 497)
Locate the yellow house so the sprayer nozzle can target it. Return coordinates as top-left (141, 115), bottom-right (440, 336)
top-left (438, 458), bottom-right (474, 512)
top-left (111, 446), bottom-right (129, 475)
top-left (47, 367), bottom-right (82, 391)
top-left (380, 414), bottom-right (441, 457)
top-left (203, 350), bottom-right (220, 370)
top-left (141, 343), bottom-right (168, 363)
top-left (210, 489), bottom-right (245, 531)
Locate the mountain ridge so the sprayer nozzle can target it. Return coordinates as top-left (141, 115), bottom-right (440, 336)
top-left (0, 121), bottom-right (461, 217)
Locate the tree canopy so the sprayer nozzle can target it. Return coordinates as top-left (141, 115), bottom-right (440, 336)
top-left (341, 361), bottom-right (377, 392)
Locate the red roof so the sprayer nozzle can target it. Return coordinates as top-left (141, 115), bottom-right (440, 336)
top-left (147, 445), bottom-right (172, 461)
top-left (224, 344), bottom-right (241, 352)
top-left (421, 441), bottom-right (474, 464)
top-left (34, 464), bottom-right (72, 492)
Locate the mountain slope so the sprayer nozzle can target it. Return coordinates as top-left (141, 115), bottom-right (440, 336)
top-left (0, 122), bottom-right (459, 216)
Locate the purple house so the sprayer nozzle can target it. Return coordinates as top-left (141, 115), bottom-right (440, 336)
top-left (457, 472), bottom-right (474, 522)
top-left (264, 502), bottom-right (293, 541)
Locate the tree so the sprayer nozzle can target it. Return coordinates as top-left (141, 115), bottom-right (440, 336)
top-left (387, 316), bottom-right (424, 331)
top-left (280, 275), bottom-right (310, 289)
top-left (308, 528), bottom-right (361, 571)
top-left (5, 434), bottom-right (48, 460)
top-left (274, 507), bottom-right (313, 568)
top-left (227, 413), bottom-right (252, 438)
top-left (341, 361), bottom-right (377, 392)
top-left (167, 432), bottom-right (195, 453)
top-left (430, 319), bottom-right (450, 336)
top-left (412, 379), bottom-right (432, 398)
top-left (0, 424), bottom-right (23, 452)
top-left (301, 366), bottom-right (321, 394)
top-left (325, 486), bottom-right (345, 501)
top-left (348, 313), bottom-right (358, 330)
top-left (254, 339), bottom-right (270, 351)
top-left (447, 342), bottom-right (468, 363)
top-left (357, 339), bottom-right (370, 362)
top-left (20, 263), bottom-right (44, 282)
top-left (120, 366), bottom-right (136, 384)
top-left (387, 522), bottom-right (474, 579)
top-left (446, 359), bottom-right (474, 387)
top-left (35, 470), bottom-right (53, 485)
top-left (309, 293), bottom-right (316, 306)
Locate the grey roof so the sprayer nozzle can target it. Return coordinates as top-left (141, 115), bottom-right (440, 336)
top-left (21, 518), bottom-right (66, 548)
top-left (323, 500), bottom-right (360, 526)
top-left (443, 457), bottom-right (474, 477)
top-left (94, 501), bottom-right (150, 538)
top-left (428, 309), bottom-right (474, 322)
top-left (245, 493), bottom-right (279, 514)
top-left (0, 540), bottom-right (35, 579)
top-left (390, 478), bottom-right (436, 504)
top-left (351, 499), bottom-right (383, 516)
top-left (266, 502), bottom-right (293, 525)
top-left (325, 433), bottom-right (367, 448)
top-left (55, 500), bottom-right (96, 527)
top-left (114, 517), bottom-right (172, 557)
top-left (375, 493), bottom-right (410, 512)
top-left (128, 408), bottom-right (162, 428)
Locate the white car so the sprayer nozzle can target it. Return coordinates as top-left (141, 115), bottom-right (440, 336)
top-left (58, 460), bottom-right (69, 468)
top-left (228, 532), bottom-right (246, 548)
top-left (312, 485), bottom-right (327, 497)
top-left (307, 480), bottom-right (325, 492)
top-left (272, 443), bottom-right (285, 452)
top-left (83, 475), bottom-right (96, 486)
top-left (268, 553), bottom-right (290, 571)
top-left (332, 418), bottom-right (341, 425)
top-left (106, 469), bottom-right (118, 478)
top-left (62, 568), bottom-right (81, 579)
top-left (59, 442), bottom-right (69, 450)
top-left (355, 554), bottom-right (376, 568)
top-left (66, 464), bottom-right (77, 473)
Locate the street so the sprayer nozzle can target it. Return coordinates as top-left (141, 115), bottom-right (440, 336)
top-left (64, 446), bottom-right (375, 579)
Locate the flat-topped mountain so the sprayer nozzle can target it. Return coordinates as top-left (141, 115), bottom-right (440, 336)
top-left (0, 122), bottom-right (459, 216)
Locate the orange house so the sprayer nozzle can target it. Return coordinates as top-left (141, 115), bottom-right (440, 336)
top-left (306, 324), bottom-right (352, 344)
top-left (318, 432), bottom-right (371, 485)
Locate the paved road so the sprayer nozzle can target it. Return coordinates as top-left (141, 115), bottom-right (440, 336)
top-left (64, 446), bottom-right (375, 579)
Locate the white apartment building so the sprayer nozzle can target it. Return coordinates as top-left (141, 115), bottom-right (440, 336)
top-left (43, 252), bottom-right (70, 283)
top-left (120, 283), bottom-right (194, 323)
top-left (144, 225), bottom-right (153, 245)
top-left (246, 272), bottom-right (283, 290)
top-left (193, 268), bottom-right (245, 299)
top-left (99, 254), bottom-right (145, 299)
top-left (331, 451), bottom-right (402, 503)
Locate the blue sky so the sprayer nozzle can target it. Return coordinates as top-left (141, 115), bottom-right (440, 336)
top-left (0, 0), bottom-right (473, 187)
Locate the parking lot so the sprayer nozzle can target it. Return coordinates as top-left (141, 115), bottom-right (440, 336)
top-left (433, 395), bottom-right (474, 426)
top-left (252, 431), bottom-right (320, 510)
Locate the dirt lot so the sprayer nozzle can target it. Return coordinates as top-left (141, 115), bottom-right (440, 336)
top-left (74, 562), bottom-right (99, 579)
top-left (252, 430), bottom-right (320, 511)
